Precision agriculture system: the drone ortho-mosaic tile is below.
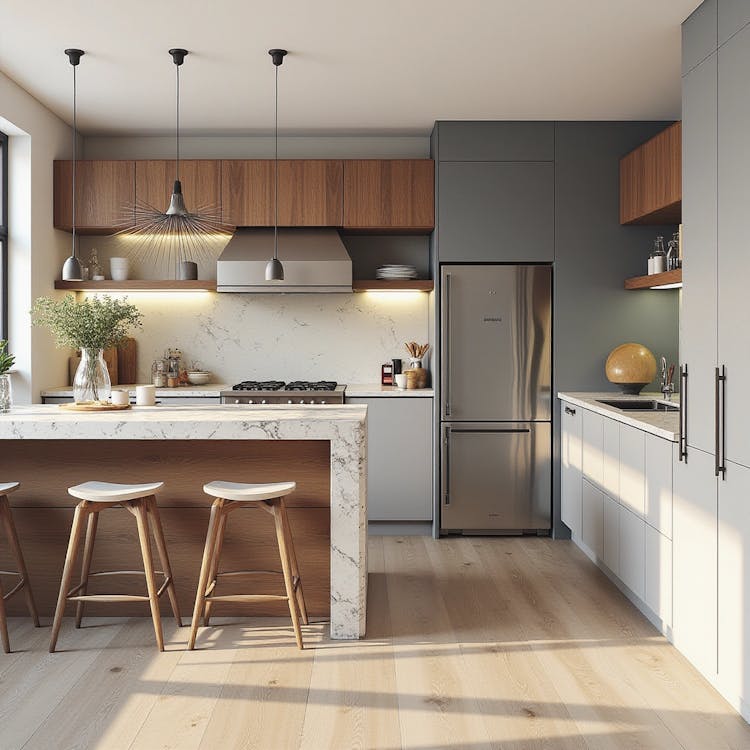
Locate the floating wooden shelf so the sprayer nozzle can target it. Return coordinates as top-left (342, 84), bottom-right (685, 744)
top-left (352, 279), bottom-right (434, 292)
top-left (624, 269), bottom-right (682, 290)
top-left (54, 280), bottom-right (217, 292)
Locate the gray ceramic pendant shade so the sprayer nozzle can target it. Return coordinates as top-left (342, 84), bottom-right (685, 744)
top-left (61, 48), bottom-right (84, 281)
top-left (265, 48), bottom-right (287, 283)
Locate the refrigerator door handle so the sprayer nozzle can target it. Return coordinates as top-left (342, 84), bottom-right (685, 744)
top-left (443, 272), bottom-right (452, 418)
top-left (442, 425), bottom-right (451, 505)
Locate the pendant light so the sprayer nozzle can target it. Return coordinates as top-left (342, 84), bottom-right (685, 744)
top-left (265, 48), bottom-right (287, 282)
top-left (61, 48), bottom-right (84, 281)
top-left (117, 48), bottom-right (229, 278)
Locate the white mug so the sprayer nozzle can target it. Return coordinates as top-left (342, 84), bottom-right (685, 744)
top-left (394, 373), bottom-right (407, 390)
top-left (110, 389), bottom-right (130, 406)
top-left (135, 384), bottom-right (156, 406)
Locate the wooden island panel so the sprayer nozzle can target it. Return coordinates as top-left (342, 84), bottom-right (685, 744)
top-left (0, 439), bottom-right (331, 617)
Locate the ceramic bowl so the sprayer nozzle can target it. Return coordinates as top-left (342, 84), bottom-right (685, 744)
top-left (605, 343), bottom-right (657, 395)
top-left (187, 372), bottom-right (211, 385)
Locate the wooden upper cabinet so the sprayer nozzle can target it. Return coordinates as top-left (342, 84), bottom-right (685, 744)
top-left (620, 122), bottom-right (682, 224)
top-left (221, 159), bottom-right (343, 227)
top-left (343, 159), bottom-right (435, 231)
top-left (54, 160), bottom-right (135, 233)
top-left (135, 160), bottom-right (222, 216)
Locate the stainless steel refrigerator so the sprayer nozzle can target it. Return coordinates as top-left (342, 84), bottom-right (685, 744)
top-left (440, 264), bottom-right (552, 534)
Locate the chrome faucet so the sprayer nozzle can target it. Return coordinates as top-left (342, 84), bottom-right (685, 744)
top-left (660, 356), bottom-right (674, 402)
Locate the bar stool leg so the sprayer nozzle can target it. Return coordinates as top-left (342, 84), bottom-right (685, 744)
top-left (132, 499), bottom-right (164, 652)
top-left (203, 507), bottom-right (228, 627)
top-left (270, 500), bottom-right (304, 650)
top-left (146, 496), bottom-right (182, 627)
top-left (188, 498), bottom-right (224, 650)
top-left (75, 511), bottom-right (99, 628)
top-left (278, 498), bottom-right (308, 626)
top-left (0, 494), bottom-right (39, 628)
top-left (50, 501), bottom-right (88, 653)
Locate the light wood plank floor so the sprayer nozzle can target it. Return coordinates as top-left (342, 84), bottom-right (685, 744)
top-left (2, 537), bottom-right (750, 750)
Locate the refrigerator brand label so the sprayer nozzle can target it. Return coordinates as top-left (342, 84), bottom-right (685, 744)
top-left (483, 317), bottom-right (503, 322)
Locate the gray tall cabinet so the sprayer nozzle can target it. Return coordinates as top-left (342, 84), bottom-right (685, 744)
top-left (675, 0), bottom-right (750, 720)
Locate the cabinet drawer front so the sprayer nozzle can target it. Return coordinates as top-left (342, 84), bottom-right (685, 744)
top-left (619, 504), bottom-right (645, 599)
top-left (561, 402), bottom-right (583, 534)
top-left (619, 424), bottom-right (645, 517)
top-left (581, 479), bottom-right (604, 559)
top-left (581, 410), bottom-right (604, 488)
top-left (644, 434), bottom-right (674, 538)
top-left (644, 524), bottom-right (672, 628)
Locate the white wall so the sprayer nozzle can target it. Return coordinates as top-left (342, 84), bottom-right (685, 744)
top-left (0, 70), bottom-right (72, 403)
top-left (73, 133), bottom-right (432, 388)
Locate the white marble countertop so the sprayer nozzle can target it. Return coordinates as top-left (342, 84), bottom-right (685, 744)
top-left (346, 383), bottom-right (434, 398)
top-left (41, 384), bottom-right (228, 398)
top-left (558, 392), bottom-right (679, 442)
top-left (0, 404), bottom-right (368, 639)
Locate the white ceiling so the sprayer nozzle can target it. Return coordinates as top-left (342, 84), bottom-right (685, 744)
top-left (0, 0), bottom-right (700, 136)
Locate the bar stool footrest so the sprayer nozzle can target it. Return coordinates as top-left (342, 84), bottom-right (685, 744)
top-left (67, 594), bottom-right (151, 602)
top-left (205, 594), bottom-right (290, 603)
top-left (1, 578), bottom-right (25, 601)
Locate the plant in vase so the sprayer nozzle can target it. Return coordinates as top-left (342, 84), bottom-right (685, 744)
top-left (0, 340), bottom-right (15, 413)
top-left (32, 294), bottom-right (142, 404)
top-left (404, 341), bottom-right (430, 389)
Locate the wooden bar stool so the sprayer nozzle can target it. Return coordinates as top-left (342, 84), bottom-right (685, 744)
top-left (0, 482), bottom-right (40, 653)
top-left (188, 480), bottom-right (308, 650)
top-left (49, 481), bottom-right (182, 653)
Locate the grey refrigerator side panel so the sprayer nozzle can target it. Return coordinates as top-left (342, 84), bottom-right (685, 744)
top-left (440, 421), bottom-right (551, 533)
top-left (440, 264), bottom-right (552, 422)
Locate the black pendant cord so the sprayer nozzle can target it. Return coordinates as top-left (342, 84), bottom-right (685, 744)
top-left (175, 61), bottom-right (180, 184)
top-left (273, 62), bottom-right (279, 261)
top-left (71, 61), bottom-right (77, 259)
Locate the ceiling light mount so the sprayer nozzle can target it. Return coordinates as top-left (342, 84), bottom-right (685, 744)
top-left (64, 48), bottom-right (84, 66)
top-left (269, 49), bottom-right (287, 66)
top-left (169, 48), bottom-right (188, 66)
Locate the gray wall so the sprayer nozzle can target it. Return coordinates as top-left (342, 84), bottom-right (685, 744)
top-left (431, 121), bottom-right (680, 538)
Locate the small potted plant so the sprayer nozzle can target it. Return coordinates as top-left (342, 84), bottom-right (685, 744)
top-left (32, 294), bottom-right (142, 404)
top-left (0, 340), bottom-right (15, 413)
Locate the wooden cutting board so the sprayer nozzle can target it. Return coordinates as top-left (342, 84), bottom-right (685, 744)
top-left (117, 337), bottom-right (137, 384)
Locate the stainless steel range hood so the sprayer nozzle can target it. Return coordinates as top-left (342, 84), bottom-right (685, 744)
top-left (217, 228), bottom-right (352, 293)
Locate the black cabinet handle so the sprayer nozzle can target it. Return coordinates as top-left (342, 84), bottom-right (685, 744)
top-left (715, 365), bottom-right (726, 479)
top-left (679, 365), bottom-right (688, 462)
top-left (564, 406), bottom-right (576, 416)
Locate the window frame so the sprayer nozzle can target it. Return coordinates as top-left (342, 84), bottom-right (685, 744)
top-left (0, 130), bottom-right (7, 341)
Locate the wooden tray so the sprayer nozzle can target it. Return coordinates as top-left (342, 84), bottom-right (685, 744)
top-left (58, 402), bottom-right (131, 412)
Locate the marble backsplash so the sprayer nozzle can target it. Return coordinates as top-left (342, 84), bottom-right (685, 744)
top-left (95, 290), bottom-right (430, 385)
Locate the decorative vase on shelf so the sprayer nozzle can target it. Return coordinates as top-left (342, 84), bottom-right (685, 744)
top-left (0, 373), bottom-right (11, 413)
top-left (407, 358), bottom-right (428, 389)
top-left (73, 348), bottom-right (112, 403)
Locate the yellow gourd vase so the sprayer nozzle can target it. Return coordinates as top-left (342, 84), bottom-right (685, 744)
top-left (605, 343), bottom-right (657, 395)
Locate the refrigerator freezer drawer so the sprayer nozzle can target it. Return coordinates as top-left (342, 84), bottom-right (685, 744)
top-left (440, 421), bottom-right (551, 533)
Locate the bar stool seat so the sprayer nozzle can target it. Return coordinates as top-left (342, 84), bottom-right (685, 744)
top-left (189, 480), bottom-right (308, 650)
top-left (49, 481), bottom-right (181, 653)
top-left (203, 480), bottom-right (296, 503)
top-left (69, 481), bottom-right (164, 503)
top-left (0, 482), bottom-right (40, 653)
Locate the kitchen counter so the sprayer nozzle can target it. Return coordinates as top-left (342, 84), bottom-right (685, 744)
top-left (41, 384), bottom-right (229, 398)
top-left (558, 392), bottom-right (679, 441)
top-left (0, 404), bottom-right (367, 639)
top-left (346, 383), bottom-right (434, 397)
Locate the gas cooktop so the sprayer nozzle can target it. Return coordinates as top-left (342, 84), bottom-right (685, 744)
top-left (231, 380), bottom-right (339, 392)
top-left (222, 380), bottom-right (346, 405)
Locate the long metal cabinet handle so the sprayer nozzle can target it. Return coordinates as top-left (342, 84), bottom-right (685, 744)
top-left (442, 426), bottom-right (450, 505)
top-left (679, 365), bottom-right (687, 462)
top-left (715, 365), bottom-right (726, 479)
top-left (444, 272), bottom-right (451, 418)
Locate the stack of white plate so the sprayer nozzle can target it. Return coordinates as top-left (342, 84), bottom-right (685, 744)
top-left (375, 264), bottom-right (418, 280)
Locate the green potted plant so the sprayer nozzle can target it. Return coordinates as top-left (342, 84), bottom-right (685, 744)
top-left (0, 339), bottom-right (15, 413)
top-left (32, 294), bottom-right (142, 404)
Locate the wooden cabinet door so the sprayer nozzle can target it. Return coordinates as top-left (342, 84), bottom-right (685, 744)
top-left (673, 447), bottom-right (718, 679)
top-left (54, 160), bottom-right (135, 232)
top-left (135, 160), bottom-right (221, 215)
top-left (221, 160), bottom-right (274, 226)
top-left (221, 159), bottom-right (342, 227)
top-left (343, 159), bottom-right (434, 230)
top-left (560, 402), bottom-right (583, 535)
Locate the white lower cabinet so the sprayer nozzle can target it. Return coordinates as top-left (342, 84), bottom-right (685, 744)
top-left (619, 424), bottom-right (646, 517)
top-left (346, 396), bottom-right (433, 522)
top-left (603, 492), bottom-right (620, 575)
top-left (718, 459), bottom-right (750, 709)
top-left (581, 479), bottom-right (604, 559)
top-left (644, 434), bottom-right (674, 538)
top-left (619, 504), bottom-right (645, 600)
top-left (644, 523), bottom-right (672, 629)
top-left (561, 403), bottom-right (583, 534)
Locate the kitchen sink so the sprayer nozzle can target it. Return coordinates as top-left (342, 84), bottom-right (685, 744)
top-left (596, 399), bottom-right (679, 412)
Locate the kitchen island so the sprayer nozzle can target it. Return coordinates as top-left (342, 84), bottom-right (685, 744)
top-left (0, 404), bottom-right (367, 639)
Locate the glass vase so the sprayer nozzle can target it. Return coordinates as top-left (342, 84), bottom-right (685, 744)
top-left (73, 348), bottom-right (111, 404)
top-left (0, 373), bottom-right (11, 413)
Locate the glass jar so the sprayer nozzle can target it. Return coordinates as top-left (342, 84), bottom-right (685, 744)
top-left (651, 236), bottom-right (667, 274)
top-left (73, 348), bottom-right (112, 403)
top-left (0, 373), bottom-right (11, 413)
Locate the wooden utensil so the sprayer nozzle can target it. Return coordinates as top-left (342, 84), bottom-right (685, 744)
top-left (117, 337), bottom-right (137, 384)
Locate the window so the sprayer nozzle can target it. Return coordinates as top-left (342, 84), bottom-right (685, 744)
top-left (0, 130), bottom-right (6, 340)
